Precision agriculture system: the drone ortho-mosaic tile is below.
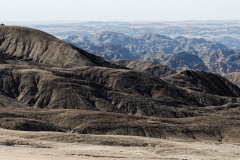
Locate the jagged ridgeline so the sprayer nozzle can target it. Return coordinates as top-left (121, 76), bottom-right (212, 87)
top-left (0, 25), bottom-right (240, 141)
top-left (65, 31), bottom-right (240, 74)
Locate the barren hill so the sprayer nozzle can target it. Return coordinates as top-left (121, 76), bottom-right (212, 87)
top-left (0, 61), bottom-right (231, 117)
top-left (0, 26), bottom-right (117, 68)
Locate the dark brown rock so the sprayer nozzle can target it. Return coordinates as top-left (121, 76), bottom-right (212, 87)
top-left (0, 26), bottom-right (118, 68)
top-left (163, 70), bottom-right (240, 97)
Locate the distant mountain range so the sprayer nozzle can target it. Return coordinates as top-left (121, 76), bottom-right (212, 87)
top-left (26, 21), bottom-right (240, 50)
top-left (64, 31), bottom-right (240, 74)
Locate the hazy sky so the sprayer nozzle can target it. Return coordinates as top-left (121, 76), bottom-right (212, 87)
top-left (1, 0), bottom-right (240, 22)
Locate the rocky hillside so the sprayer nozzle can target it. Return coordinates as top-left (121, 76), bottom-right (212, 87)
top-left (0, 26), bottom-right (240, 141)
top-left (1, 60), bottom-right (235, 117)
top-left (0, 26), bottom-right (238, 116)
top-left (0, 26), bottom-right (117, 68)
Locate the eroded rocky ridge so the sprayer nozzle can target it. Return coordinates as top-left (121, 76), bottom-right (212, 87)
top-left (0, 26), bottom-right (240, 141)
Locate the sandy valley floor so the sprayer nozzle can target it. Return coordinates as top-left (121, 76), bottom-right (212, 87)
top-left (0, 129), bottom-right (240, 160)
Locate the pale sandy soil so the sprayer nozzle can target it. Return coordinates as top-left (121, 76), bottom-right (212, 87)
top-left (0, 129), bottom-right (240, 160)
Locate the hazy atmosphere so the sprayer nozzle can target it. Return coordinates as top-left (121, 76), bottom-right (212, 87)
top-left (1, 0), bottom-right (240, 21)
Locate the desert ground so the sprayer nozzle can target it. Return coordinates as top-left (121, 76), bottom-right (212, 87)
top-left (0, 128), bottom-right (239, 160)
